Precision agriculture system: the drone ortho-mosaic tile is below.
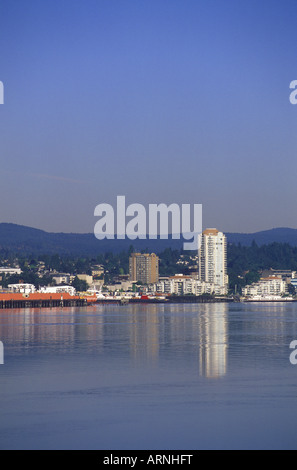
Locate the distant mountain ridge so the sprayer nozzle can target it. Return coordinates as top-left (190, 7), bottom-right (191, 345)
top-left (0, 223), bottom-right (183, 255)
top-left (225, 227), bottom-right (297, 247)
top-left (0, 223), bottom-right (297, 256)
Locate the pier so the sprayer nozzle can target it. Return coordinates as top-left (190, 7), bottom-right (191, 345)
top-left (0, 292), bottom-right (89, 309)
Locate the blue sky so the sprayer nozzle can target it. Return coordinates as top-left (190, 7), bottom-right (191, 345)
top-left (0, 0), bottom-right (297, 233)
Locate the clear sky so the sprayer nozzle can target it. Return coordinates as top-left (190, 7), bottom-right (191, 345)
top-left (0, 0), bottom-right (296, 234)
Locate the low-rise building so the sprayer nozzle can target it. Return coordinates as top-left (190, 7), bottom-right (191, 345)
top-left (39, 285), bottom-right (76, 296)
top-left (52, 273), bottom-right (71, 285)
top-left (0, 267), bottom-right (22, 276)
top-left (91, 266), bottom-right (104, 277)
top-left (8, 283), bottom-right (36, 294)
top-left (104, 280), bottom-right (134, 292)
top-left (152, 275), bottom-right (225, 296)
top-left (242, 276), bottom-right (288, 297)
top-left (77, 274), bottom-right (93, 287)
top-left (261, 269), bottom-right (296, 284)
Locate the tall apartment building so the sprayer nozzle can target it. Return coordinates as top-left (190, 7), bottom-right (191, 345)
top-left (129, 253), bottom-right (159, 284)
top-left (198, 228), bottom-right (228, 295)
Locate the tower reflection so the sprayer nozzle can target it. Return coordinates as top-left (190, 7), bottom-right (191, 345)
top-left (129, 303), bottom-right (161, 365)
top-left (198, 303), bottom-right (228, 378)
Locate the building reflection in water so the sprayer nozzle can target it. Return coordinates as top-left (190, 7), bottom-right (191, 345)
top-left (198, 303), bottom-right (228, 378)
top-left (0, 303), bottom-right (228, 378)
top-left (129, 304), bottom-right (161, 366)
top-left (127, 302), bottom-right (228, 379)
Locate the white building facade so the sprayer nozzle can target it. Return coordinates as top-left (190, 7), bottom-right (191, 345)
top-left (8, 283), bottom-right (36, 294)
top-left (198, 229), bottom-right (228, 295)
top-left (39, 285), bottom-right (76, 296)
top-left (0, 267), bottom-right (22, 276)
top-left (242, 277), bottom-right (287, 298)
top-left (152, 275), bottom-right (226, 297)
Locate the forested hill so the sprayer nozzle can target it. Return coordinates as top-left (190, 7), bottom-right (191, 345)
top-left (1, 223), bottom-right (297, 256)
top-left (227, 242), bottom-right (297, 291)
top-left (0, 223), bottom-right (183, 256)
top-left (226, 227), bottom-right (297, 246)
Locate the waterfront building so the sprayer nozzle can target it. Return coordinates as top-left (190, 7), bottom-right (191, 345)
top-left (198, 228), bottom-right (228, 295)
top-left (261, 269), bottom-right (296, 284)
top-left (8, 283), bottom-right (36, 294)
top-left (152, 275), bottom-right (226, 297)
top-left (242, 276), bottom-right (288, 297)
top-left (129, 253), bottom-right (159, 284)
top-left (39, 285), bottom-right (76, 296)
top-left (104, 281), bottom-right (133, 293)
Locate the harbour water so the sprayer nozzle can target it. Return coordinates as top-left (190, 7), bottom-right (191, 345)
top-left (0, 302), bottom-right (297, 450)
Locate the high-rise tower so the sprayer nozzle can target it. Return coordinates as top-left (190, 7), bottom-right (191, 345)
top-left (129, 253), bottom-right (159, 284)
top-left (198, 228), bottom-right (228, 295)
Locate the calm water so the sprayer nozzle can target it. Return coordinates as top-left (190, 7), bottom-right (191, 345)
top-left (0, 301), bottom-right (297, 450)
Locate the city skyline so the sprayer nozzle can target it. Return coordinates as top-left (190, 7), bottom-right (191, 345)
top-left (0, 1), bottom-right (297, 234)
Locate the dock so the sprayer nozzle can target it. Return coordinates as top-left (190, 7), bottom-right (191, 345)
top-left (0, 292), bottom-right (91, 309)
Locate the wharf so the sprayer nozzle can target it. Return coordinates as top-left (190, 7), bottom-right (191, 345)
top-left (0, 292), bottom-right (90, 309)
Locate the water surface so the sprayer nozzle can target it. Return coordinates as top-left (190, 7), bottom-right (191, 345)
top-left (0, 302), bottom-right (297, 449)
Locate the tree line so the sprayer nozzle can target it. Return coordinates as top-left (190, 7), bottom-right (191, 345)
top-left (1, 241), bottom-right (297, 293)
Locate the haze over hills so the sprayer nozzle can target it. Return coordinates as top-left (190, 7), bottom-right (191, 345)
top-left (0, 223), bottom-right (297, 256)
